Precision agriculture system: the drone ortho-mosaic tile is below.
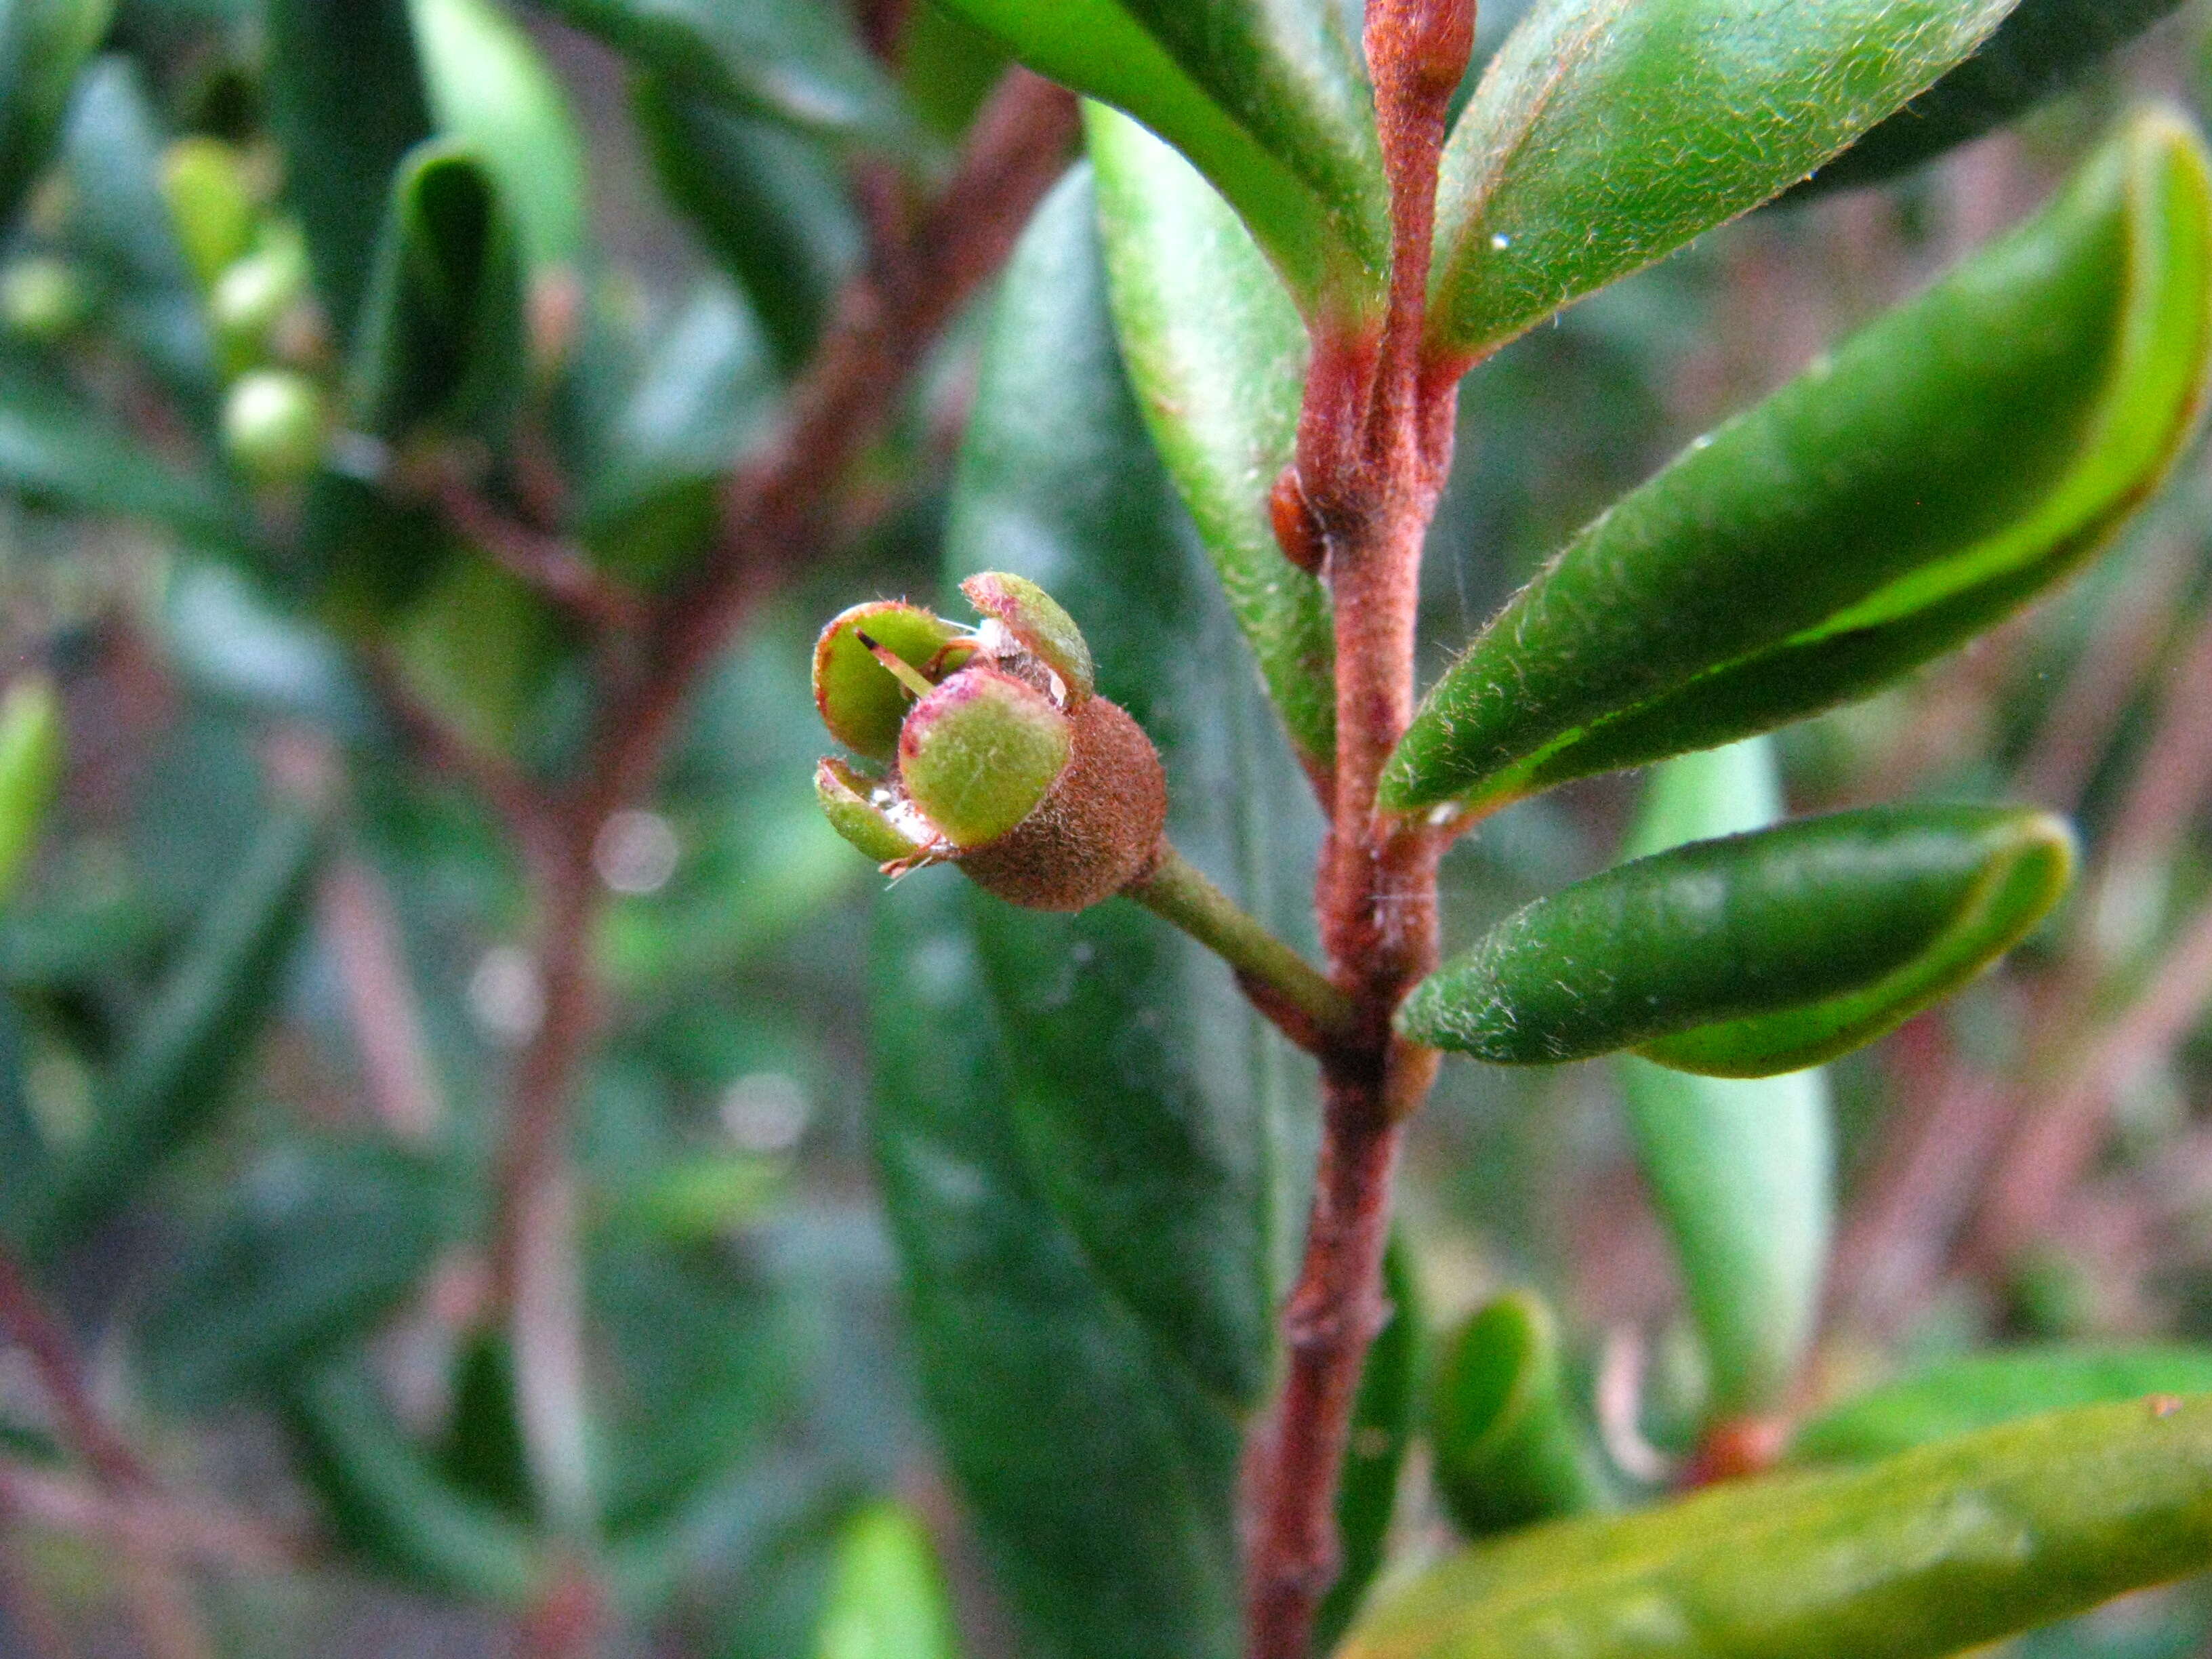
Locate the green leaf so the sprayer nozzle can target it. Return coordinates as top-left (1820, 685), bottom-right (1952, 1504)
top-left (1087, 104), bottom-right (1333, 772)
top-left (1794, 1347), bottom-right (2212, 1465)
top-left (262, 0), bottom-right (434, 345)
top-left (537, 0), bottom-right (905, 142)
top-left (283, 1357), bottom-right (546, 1604)
top-left (945, 163), bottom-right (1313, 1408)
top-left (0, 675), bottom-right (60, 912)
top-left (1429, 0), bottom-right (2019, 359)
top-left (59, 56), bottom-right (220, 415)
top-left (871, 874), bottom-right (1244, 1659)
top-left (1389, 110), bottom-right (2212, 812)
top-left (631, 76), bottom-right (861, 376)
top-left (1801, 0), bottom-right (2189, 197)
top-left (1316, 1236), bottom-right (1422, 1653)
top-left (1400, 806), bottom-right (2074, 1077)
top-left (1428, 1291), bottom-right (1613, 1542)
top-left (937, 0), bottom-right (1387, 319)
top-left (410, 0), bottom-right (588, 276)
top-left (1342, 1396), bottom-right (2212, 1659)
top-left (0, 0), bottom-right (112, 232)
top-left (814, 1502), bottom-right (964, 1659)
top-left (345, 142), bottom-right (528, 443)
top-left (0, 348), bottom-right (240, 541)
top-left (1616, 741), bottom-right (1833, 1417)
top-left (21, 804), bottom-right (325, 1255)
top-left (134, 1136), bottom-right (452, 1415)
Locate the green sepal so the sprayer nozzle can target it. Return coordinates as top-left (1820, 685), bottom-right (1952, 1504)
top-left (261, 0), bottom-right (434, 346)
top-left (813, 1502), bottom-right (964, 1659)
top-left (1086, 104), bottom-right (1334, 772)
top-left (898, 668), bottom-right (1070, 851)
top-left (0, 0), bottom-right (112, 232)
top-left (813, 600), bottom-right (970, 761)
top-left (1343, 1396), bottom-right (2212, 1659)
top-left (934, 0), bottom-right (1387, 321)
top-left (1616, 741), bottom-right (1832, 1417)
top-left (1389, 109), bottom-right (2212, 813)
top-left (1799, 0), bottom-right (2189, 197)
top-left (815, 757), bottom-right (929, 865)
top-left (0, 676), bottom-right (62, 909)
top-left (1429, 0), bottom-right (2017, 360)
top-left (1794, 1346), bottom-right (2212, 1465)
top-left (961, 571), bottom-right (1095, 701)
top-left (1429, 1292), bottom-right (1613, 1541)
top-left (1400, 806), bottom-right (2074, 1076)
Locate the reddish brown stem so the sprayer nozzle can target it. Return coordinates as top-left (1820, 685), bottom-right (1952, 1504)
top-left (1243, 6), bottom-right (1472, 1655)
top-left (431, 473), bottom-right (647, 636)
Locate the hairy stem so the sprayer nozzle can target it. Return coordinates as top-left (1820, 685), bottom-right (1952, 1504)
top-left (1244, 5), bottom-right (1474, 1654)
top-left (1128, 844), bottom-right (1358, 1054)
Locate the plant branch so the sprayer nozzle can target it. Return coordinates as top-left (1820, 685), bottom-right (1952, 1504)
top-left (429, 470), bottom-right (647, 636)
top-left (1244, 6), bottom-right (1473, 1655)
top-left (1127, 844), bottom-right (1358, 1055)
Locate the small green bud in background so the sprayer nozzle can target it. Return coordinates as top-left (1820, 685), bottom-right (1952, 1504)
top-left (811, 575), bottom-right (1168, 911)
top-left (1428, 1292), bottom-right (1614, 1539)
top-left (210, 226), bottom-right (310, 364)
top-left (0, 676), bottom-right (64, 909)
top-left (160, 136), bottom-right (258, 293)
top-left (0, 255), bottom-right (87, 341)
top-left (813, 1500), bottom-right (963, 1659)
top-left (222, 369), bottom-right (327, 485)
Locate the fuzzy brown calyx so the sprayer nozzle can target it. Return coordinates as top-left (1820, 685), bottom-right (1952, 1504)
top-left (958, 695), bottom-right (1168, 912)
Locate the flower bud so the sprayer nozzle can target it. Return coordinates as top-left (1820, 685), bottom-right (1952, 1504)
top-left (211, 229), bottom-right (310, 362)
top-left (810, 573), bottom-right (1168, 912)
top-left (160, 136), bottom-right (258, 293)
top-left (0, 257), bottom-right (87, 342)
top-left (222, 369), bottom-right (329, 485)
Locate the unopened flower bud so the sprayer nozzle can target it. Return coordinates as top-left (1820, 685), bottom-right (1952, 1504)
top-left (161, 136), bottom-right (257, 293)
top-left (222, 369), bottom-right (328, 485)
top-left (211, 228), bottom-right (310, 361)
top-left (810, 573), bottom-right (1168, 912)
top-left (0, 257), bottom-right (87, 342)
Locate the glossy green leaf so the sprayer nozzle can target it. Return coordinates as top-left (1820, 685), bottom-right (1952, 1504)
top-left (1343, 1395), bottom-right (2212, 1659)
top-left (1087, 104), bottom-right (1333, 771)
top-left (0, 0), bottom-right (113, 231)
top-left (20, 804), bottom-right (324, 1255)
top-left (345, 143), bottom-right (527, 443)
top-left (1429, 0), bottom-right (2018, 359)
top-left (945, 164), bottom-right (1315, 1407)
top-left (814, 1502), bottom-right (963, 1659)
top-left (283, 1357), bottom-right (546, 1604)
top-left (262, 0), bottom-right (433, 345)
top-left (539, 0), bottom-right (905, 141)
top-left (1616, 740), bottom-right (1833, 1417)
top-left (937, 0), bottom-right (1387, 319)
top-left (631, 77), bottom-right (861, 376)
top-left (1801, 0), bottom-right (2188, 197)
top-left (871, 874), bottom-right (1244, 1659)
top-left (411, 0), bottom-right (588, 276)
top-left (135, 1136), bottom-right (451, 1415)
top-left (1795, 1347), bottom-right (2212, 1465)
top-left (1389, 111), bottom-right (2212, 812)
top-left (0, 675), bottom-right (59, 908)
top-left (0, 348), bottom-right (239, 541)
top-left (1317, 1235), bottom-right (1422, 1654)
top-left (1429, 1291), bottom-right (1613, 1541)
top-left (60, 56), bottom-right (220, 413)
top-left (1401, 806), bottom-right (2073, 1076)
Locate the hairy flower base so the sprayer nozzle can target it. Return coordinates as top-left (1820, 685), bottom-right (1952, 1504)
top-left (959, 695), bottom-right (1166, 911)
